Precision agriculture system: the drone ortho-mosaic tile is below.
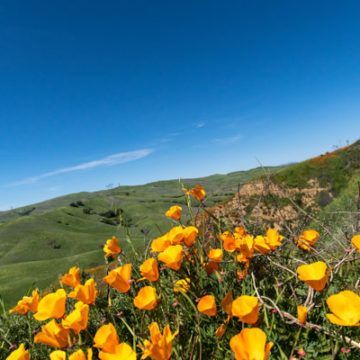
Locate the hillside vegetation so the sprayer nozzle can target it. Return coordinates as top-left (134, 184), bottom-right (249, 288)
top-left (0, 167), bottom-right (283, 308)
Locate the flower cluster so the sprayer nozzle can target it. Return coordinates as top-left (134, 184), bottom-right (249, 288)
top-left (6, 184), bottom-right (360, 359)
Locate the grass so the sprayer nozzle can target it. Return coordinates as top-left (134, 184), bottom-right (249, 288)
top-left (0, 166), bottom-right (283, 308)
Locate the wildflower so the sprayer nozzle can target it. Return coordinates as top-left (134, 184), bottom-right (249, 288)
top-left (221, 231), bottom-right (237, 253)
top-left (49, 351), bottom-right (66, 360)
top-left (173, 278), bottom-right (190, 293)
top-left (103, 264), bottom-right (132, 293)
top-left (69, 349), bottom-right (93, 360)
top-left (167, 226), bottom-right (185, 245)
top-left (204, 261), bottom-right (218, 275)
top-left (230, 328), bottom-right (273, 360)
top-left (182, 226), bottom-right (198, 247)
top-left (221, 291), bottom-right (233, 315)
top-left (139, 322), bottom-right (178, 360)
top-left (297, 261), bottom-right (329, 291)
top-left (232, 295), bottom-right (259, 324)
top-left (151, 234), bottom-right (172, 253)
top-left (183, 184), bottom-right (206, 202)
top-left (265, 228), bottom-right (283, 250)
top-left (341, 348), bottom-right (351, 354)
top-left (236, 235), bottom-right (255, 259)
top-left (33, 289), bottom-right (66, 321)
top-left (254, 235), bottom-right (271, 254)
top-left (326, 290), bottom-right (360, 326)
top-left (165, 206), bottom-right (182, 220)
top-left (215, 323), bottom-right (226, 339)
top-left (297, 306), bottom-right (307, 324)
top-left (158, 245), bottom-right (183, 271)
top-left (9, 289), bottom-right (39, 315)
top-left (207, 249), bottom-right (223, 262)
top-left (99, 343), bottom-right (136, 360)
top-left (62, 301), bottom-right (89, 334)
top-left (68, 278), bottom-right (98, 305)
top-left (351, 234), bottom-right (360, 252)
top-left (94, 323), bottom-right (135, 359)
top-left (94, 323), bottom-right (119, 353)
top-left (103, 236), bottom-right (121, 258)
top-left (60, 266), bottom-right (80, 288)
top-left (297, 348), bottom-right (306, 356)
top-left (197, 295), bottom-right (217, 316)
top-left (294, 230), bottom-right (319, 251)
top-left (5, 343), bottom-right (29, 360)
top-left (139, 258), bottom-right (159, 282)
top-left (235, 226), bottom-right (247, 237)
top-left (34, 319), bottom-right (69, 348)
top-left (134, 286), bottom-right (157, 310)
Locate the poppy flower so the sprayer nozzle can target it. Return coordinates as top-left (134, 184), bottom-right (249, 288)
top-left (205, 261), bottom-right (219, 275)
top-left (183, 226), bottom-right (198, 247)
top-left (254, 236), bottom-right (271, 255)
top-left (221, 291), bottom-right (233, 315)
top-left (103, 236), bottom-right (121, 258)
top-left (103, 264), bottom-right (132, 293)
top-left (236, 235), bottom-right (255, 259)
top-left (294, 230), bottom-right (319, 251)
top-left (139, 322), bottom-right (178, 360)
top-left (49, 351), bottom-right (66, 360)
top-left (69, 349), bottom-right (93, 360)
top-left (94, 323), bottom-right (119, 353)
top-left (265, 228), bottom-right (283, 250)
top-left (134, 286), bottom-right (157, 310)
top-left (207, 249), bottom-right (223, 262)
top-left (351, 235), bottom-right (360, 253)
top-left (197, 295), bottom-right (217, 316)
top-left (297, 261), bottom-right (329, 291)
top-left (62, 301), bottom-right (89, 334)
top-left (158, 245), bottom-right (183, 271)
top-left (68, 278), bottom-right (98, 305)
top-left (230, 328), bottom-right (273, 360)
top-left (297, 306), bottom-right (307, 324)
top-left (6, 343), bottom-right (29, 360)
top-left (99, 343), bottom-right (136, 360)
top-left (165, 206), bottom-right (182, 220)
top-left (139, 258), bottom-right (159, 282)
top-left (232, 295), bottom-right (259, 324)
top-left (60, 266), bottom-right (81, 288)
top-left (326, 290), bottom-right (360, 326)
top-left (151, 234), bottom-right (171, 253)
top-left (183, 184), bottom-right (206, 202)
top-left (215, 323), bottom-right (227, 339)
top-left (34, 319), bottom-right (69, 348)
top-left (173, 278), bottom-right (190, 293)
top-left (235, 226), bottom-right (247, 237)
top-left (9, 289), bottom-right (39, 315)
top-left (167, 226), bottom-right (185, 245)
top-left (221, 231), bottom-right (237, 253)
top-left (33, 289), bottom-right (66, 321)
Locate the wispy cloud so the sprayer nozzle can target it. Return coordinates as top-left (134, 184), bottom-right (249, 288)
top-left (195, 122), bottom-right (205, 128)
top-left (9, 149), bottom-right (153, 186)
top-left (213, 134), bottom-right (242, 144)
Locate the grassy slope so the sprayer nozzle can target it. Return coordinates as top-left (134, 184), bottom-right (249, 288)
top-left (0, 166), bottom-right (283, 308)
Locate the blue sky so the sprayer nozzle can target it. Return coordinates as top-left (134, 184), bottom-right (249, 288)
top-left (1, 0), bottom-right (360, 210)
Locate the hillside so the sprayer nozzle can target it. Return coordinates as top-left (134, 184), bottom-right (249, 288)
top-left (0, 166), bottom-right (283, 308)
top-left (199, 140), bottom-right (360, 240)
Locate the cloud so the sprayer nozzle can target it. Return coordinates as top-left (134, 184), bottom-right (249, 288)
top-left (195, 122), bottom-right (205, 128)
top-left (9, 149), bottom-right (153, 186)
top-left (213, 134), bottom-right (242, 144)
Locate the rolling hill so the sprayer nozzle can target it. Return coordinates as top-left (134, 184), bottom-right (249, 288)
top-left (0, 166), bottom-right (283, 308)
top-left (2, 139), bottom-right (360, 310)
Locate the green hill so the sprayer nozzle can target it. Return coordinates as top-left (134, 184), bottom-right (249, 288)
top-left (2, 139), bottom-right (360, 310)
top-left (0, 166), bottom-right (283, 308)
